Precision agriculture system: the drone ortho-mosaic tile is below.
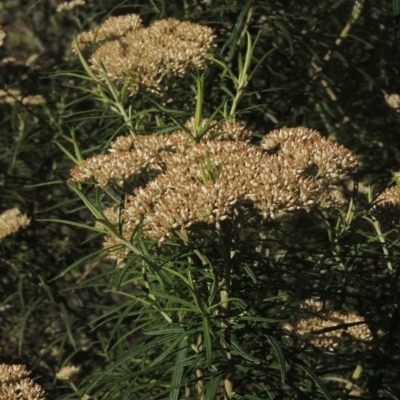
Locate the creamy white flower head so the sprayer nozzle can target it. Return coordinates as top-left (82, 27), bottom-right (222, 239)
top-left (369, 178), bottom-right (400, 229)
top-left (57, 0), bottom-right (85, 12)
top-left (56, 365), bottom-right (80, 381)
top-left (284, 298), bottom-right (372, 350)
top-left (70, 122), bottom-right (357, 256)
top-left (73, 14), bottom-right (216, 97)
top-left (0, 208), bottom-right (30, 242)
top-left (0, 27), bottom-right (6, 46)
top-left (0, 364), bottom-right (46, 399)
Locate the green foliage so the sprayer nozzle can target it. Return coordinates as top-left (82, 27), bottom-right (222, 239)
top-left (1, 1), bottom-right (400, 399)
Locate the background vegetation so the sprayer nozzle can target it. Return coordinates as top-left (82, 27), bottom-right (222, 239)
top-left (1, 0), bottom-right (400, 399)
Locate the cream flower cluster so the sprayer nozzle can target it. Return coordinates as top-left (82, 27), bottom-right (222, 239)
top-left (0, 27), bottom-right (5, 46)
top-left (0, 89), bottom-right (46, 105)
top-left (0, 208), bottom-right (30, 242)
top-left (284, 298), bottom-right (372, 350)
top-left (73, 14), bottom-right (216, 96)
top-left (73, 14), bottom-right (143, 50)
top-left (370, 179), bottom-right (400, 229)
top-left (57, 0), bottom-right (85, 12)
top-left (56, 365), bottom-right (80, 381)
top-left (0, 364), bottom-right (46, 400)
top-left (69, 121), bottom-right (357, 254)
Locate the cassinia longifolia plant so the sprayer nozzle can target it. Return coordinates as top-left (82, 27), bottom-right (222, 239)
top-left (55, 12), bottom-right (400, 400)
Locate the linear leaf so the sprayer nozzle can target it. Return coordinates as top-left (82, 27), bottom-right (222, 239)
top-left (203, 316), bottom-right (213, 368)
top-left (298, 363), bottom-right (334, 400)
top-left (18, 296), bottom-right (44, 354)
top-left (169, 338), bottom-right (188, 400)
top-left (149, 290), bottom-right (202, 313)
top-left (266, 335), bottom-right (286, 383)
top-left (86, 335), bottom-right (176, 392)
top-left (148, 332), bottom-right (185, 368)
top-left (203, 373), bottom-right (223, 398)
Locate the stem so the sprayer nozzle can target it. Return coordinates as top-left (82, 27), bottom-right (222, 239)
top-left (229, 89), bottom-right (244, 119)
top-left (194, 74), bottom-right (205, 140)
top-left (142, 265), bottom-right (173, 323)
top-left (102, 76), bottom-right (135, 136)
top-left (195, 333), bottom-right (205, 400)
top-left (229, 32), bottom-right (253, 119)
top-left (371, 217), bottom-right (394, 273)
top-left (338, 364), bottom-right (363, 400)
top-left (219, 222), bottom-right (234, 399)
top-left (109, 100), bottom-right (135, 136)
top-left (220, 283), bottom-right (234, 399)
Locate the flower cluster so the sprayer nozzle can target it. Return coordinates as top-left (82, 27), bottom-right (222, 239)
top-left (284, 298), bottom-right (372, 350)
top-left (70, 122), bottom-right (357, 254)
top-left (385, 93), bottom-right (400, 112)
top-left (0, 54), bottom-right (49, 105)
top-left (73, 14), bottom-right (216, 96)
top-left (56, 365), bottom-right (80, 381)
top-left (0, 364), bottom-right (46, 400)
top-left (0, 208), bottom-right (30, 242)
top-left (57, 0), bottom-right (85, 12)
top-left (0, 27), bottom-right (5, 46)
top-left (184, 117), bottom-right (253, 142)
top-left (260, 127), bottom-right (357, 179)
top-left (70, 130), bottom-right (193, 188)
top-left (73, 14), bottom-right (143, 51)
top-left (0, 89), bottom-right (46, 105)
top-left (369, 179), bottom-right (400, 229)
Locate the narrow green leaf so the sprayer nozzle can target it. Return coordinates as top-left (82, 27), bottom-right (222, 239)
top-left (73, 36), bottom-right (98, 80)
top-left (169, 339), bottom-right (188, 400)
top-left (24, 180), bottom-right (64, 188)
top-left (266, 335), bottom-right (286, 383)
top-left (203, 373), bottom-right (223, 399)
top-left (60, 302), bottom-right (76, 349)
top-left (148, 333), bottom-right (184, 368)
top-left (239, 316), bottom-right (282, 323)
top-left (298, 363), bottom-right (334, 400)
top-left (149, 290), bottom-right (202, 313)
top-left (48, 247), bottom-right (106, 282)
top-left (86, 335), bottom-right (176, 392)
top-left (230, 337), bottom-right (258, 362)
top-left (68, 185), bottom-right (105, 220)
top-left (70, 129), bottom-right (84, 163)
top-left (220, 85), bottom-right (235, 99)
top-left (207, 55), bottom-right (238, 83)
top-left (19, 296), bottom-right (44, 354)
top-left (37, 218), bottom-right (106, 233)
top-left (274, 21), bottom-right (294, 55)
top-left (221, 0), bottom-right (254, 60)
top-left (37, 275), bottom-right (55, 303)
top-left (145, 328), bottom-right (185, 336)
top-left (248, 48), bottom-right (276, 82)
top-left (54, 140), bottom-right (79, 165)
top-left (244, 264), bottom-right (257, 283)
top-left (329, 0), bottom-right (347, 10)
top-left (203, 316), bottom-right (213, 368)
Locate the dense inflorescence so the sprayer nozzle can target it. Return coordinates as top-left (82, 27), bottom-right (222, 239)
top-left (370, 178), bottom-right (400, 229)
top-left (56, 0), bottom-right (85, 12)
top-left (0, 364), bottom-right (46, 400)
top-left (72, 14), bottom-right (216, 96)
top-left (0, 208), bottom-right (30, 242)
top-left (283, 298), bottom-right (372, 350)
top-left (56, 365), bottom-right (80, 381)
top-left (385, 93), bottom-right (400, 111)
top-left (0, 89), bottom-right (46, 105)
top-left (69, 122), bottom-right (357, 254)
top-left (0, 27), bottom-right (5, 46)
